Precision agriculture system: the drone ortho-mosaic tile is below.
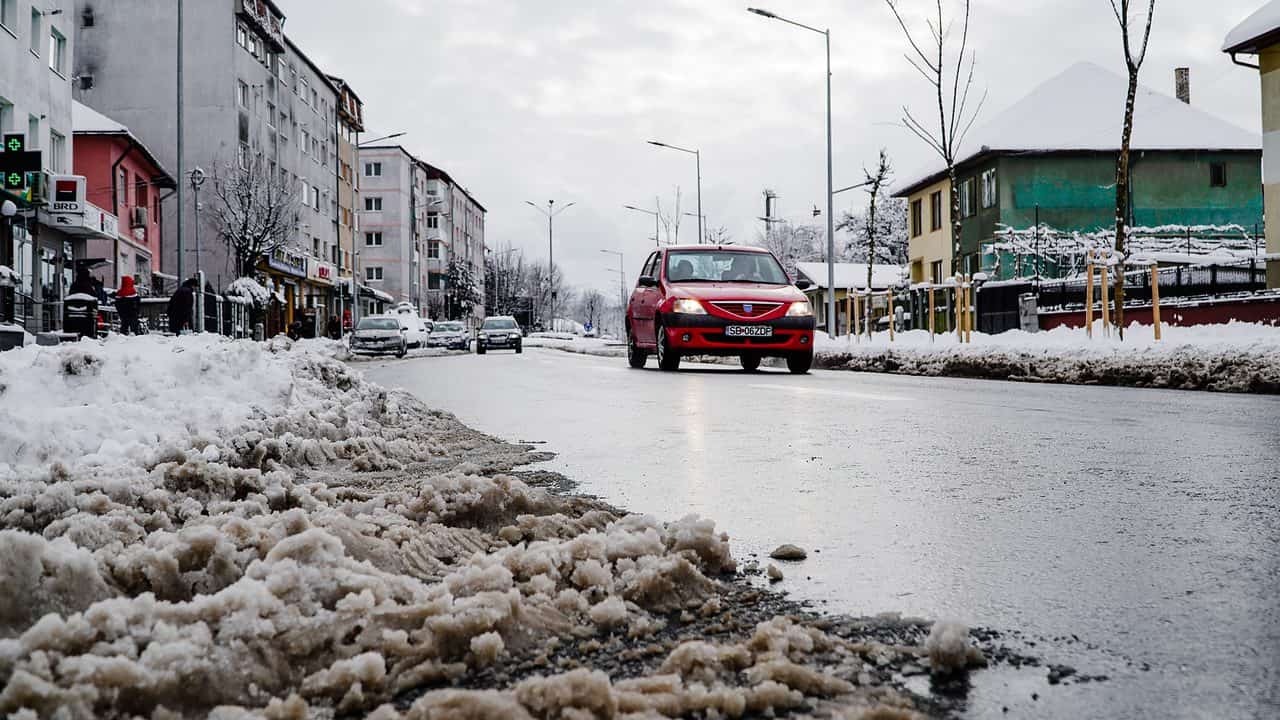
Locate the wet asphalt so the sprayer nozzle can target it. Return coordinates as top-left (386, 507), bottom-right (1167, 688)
top-left (367, 348), bottom-right (1280, 719)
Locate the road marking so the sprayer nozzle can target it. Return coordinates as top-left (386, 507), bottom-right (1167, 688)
top-left (746, 383), bottom-right (906, 403)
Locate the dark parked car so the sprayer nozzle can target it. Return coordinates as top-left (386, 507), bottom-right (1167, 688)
top-left (348, 316), bottom-right (408, 357)
top-left (476, 316), bottom-right (523, 354)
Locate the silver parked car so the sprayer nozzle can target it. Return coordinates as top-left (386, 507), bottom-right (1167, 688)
top-left (427, 321), bottom-right (471, 351)
top-left (349, 316), bottom-right (408, 357)
top-left (476, 316), bottom-right (523, 354)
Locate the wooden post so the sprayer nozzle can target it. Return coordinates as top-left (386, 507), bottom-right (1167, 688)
top-left (887, 289), bottom-right (895, 342)
top-left (963, 277), bottom-right (973, 344)
top-left (928, 285), bottom-right (936, 341)
top-left (954, 275), bottom-right (963, 341)
top-left (852, 289), bottom-right (861, 342)
top-left (845, 290), bottom-right (852, 337)
top-left (1100, 259), bottom-right (1111, 337)
top-left (1150, 264), bottom-right (1162, 341)
top-left (1085, 249), bottom-right (1095, 339)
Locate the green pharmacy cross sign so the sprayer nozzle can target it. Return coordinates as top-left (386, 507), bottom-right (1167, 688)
top-left (0, 133), bottom-right (40, 192)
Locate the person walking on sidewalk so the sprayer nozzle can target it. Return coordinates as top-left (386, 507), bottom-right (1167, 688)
top-left (116, 276), bottom-right (143, 335)
top-left (168, 279), bottom-right (196, 335)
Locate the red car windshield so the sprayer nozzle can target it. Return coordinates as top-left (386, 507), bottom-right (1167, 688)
top-left (665, 251), bottom-right (788, 284)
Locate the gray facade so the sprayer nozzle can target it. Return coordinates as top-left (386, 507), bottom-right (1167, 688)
top-left (357, 145), bottom-right (420, 309)
top-left (73, 0), bottom-right (340, 300)
top-left (1, 0), bottom-right (77, 331)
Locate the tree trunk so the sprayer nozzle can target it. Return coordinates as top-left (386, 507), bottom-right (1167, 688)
top-left (866, 190), bottom-right (878, 294)
top-left (1113, 70), bottom-right (1139, 340)
top-left (948, 166), bottom-right (963, 276)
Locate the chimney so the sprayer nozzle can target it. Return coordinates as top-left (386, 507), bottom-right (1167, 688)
top-left (1175, 67), bottom-right (1191, 105)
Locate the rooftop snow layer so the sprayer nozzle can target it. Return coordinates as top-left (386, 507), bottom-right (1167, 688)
top-left (1223, 1), bottom-right (1280, 52)
top-left (71, 100), bottom-right (128, 134)
top-left (895, 62), bottom-right (1261, 195)
top-left (795, 262), bottom-right (907, 290)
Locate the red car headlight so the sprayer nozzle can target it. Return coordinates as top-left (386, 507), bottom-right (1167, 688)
top-left (671, 298), bottom-right (707, 315)
top-left (786, 301), bottom-right (814, 317)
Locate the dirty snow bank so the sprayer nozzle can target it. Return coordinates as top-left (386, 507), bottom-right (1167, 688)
top-left (0, 334), bottom-right (974, 718)
top-left (816, 322), bottom-right (1280, 393)
top-left (524, 335), bottom-right (627, 358)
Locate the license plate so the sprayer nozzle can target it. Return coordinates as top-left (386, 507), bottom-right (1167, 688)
top-left (725, 325), bottom-right (772, 337)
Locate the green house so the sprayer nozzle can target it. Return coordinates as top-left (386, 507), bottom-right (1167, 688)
top-left (895, 63), bottom-right (1263, 281)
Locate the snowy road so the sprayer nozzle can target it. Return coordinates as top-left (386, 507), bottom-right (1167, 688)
top-left (367, 348), bottom-right (1280, 719)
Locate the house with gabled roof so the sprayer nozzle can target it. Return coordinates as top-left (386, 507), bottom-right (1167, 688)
top-left (893, 62), bottom-right (1263, 284)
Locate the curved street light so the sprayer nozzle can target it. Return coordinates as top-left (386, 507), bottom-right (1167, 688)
top-left (525, 200), bottom-right (575, 325)
top-left (647, 140), bottom-right (703, 244)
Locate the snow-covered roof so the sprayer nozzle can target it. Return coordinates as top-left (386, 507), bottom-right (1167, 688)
top-left (72, 101), bottom-right (176, 187)
top-left (895, 62), bottom-right (1261, 196)
top-left (1223, 2), bottom-right (1280, 53)
top-left (795, 262), bottom-right (907, 290)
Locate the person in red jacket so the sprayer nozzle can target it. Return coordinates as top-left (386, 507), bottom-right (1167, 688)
top-left (116, 276), bottom-right (143, 335)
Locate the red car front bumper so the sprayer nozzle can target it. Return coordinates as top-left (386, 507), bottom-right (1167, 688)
top-left (660, 313), bottom-right (814, 356)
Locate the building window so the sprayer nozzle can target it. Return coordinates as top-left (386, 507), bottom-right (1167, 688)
top-left (365, 196), bottom-right (382, 211)
top-left (365, 266), bottom-right (383, 282)
top-left (27, 115), bottom-right (39, 149)
top-left (428, 273), bottom-right (443, 290)
top-left (236, 24), bottom-right (248, 50)
top-left (237, 80), bottom-right (250, 108)
top-left (29, 8), bottom-right (41, 54)
top-left (1210, 162), bottom-right (1227, 188)
top-left (959, 178), bottom-right (977, 218)
top-left (48, 130), bottom-right (65, 172)
top-left (311, 186), bottom-right (320, 210)
top-left (910, 199), bottom-right (923, 237)
top-left (427, 240), bottom-right (440, 258)
top-left (364, 162), bottom-right (382, 177)
top-left (48, 27), bottom-right (66, 74)
top-left (929, 191), bottom-right (942, 231)
top-left (931, 260), bottom-right (945, 283)
top-left (0, 99), bottom-right (12, 133)
top-left (980, 169), bottom-right (997, 209)
top-left (426, 212), bottom-right (440, 229)
top-left (136, 178), bottom-right (148, 210)
top-left (0, 0), bottom-right (15, 31)
top-left (365, 232), bottom-right (383, 246)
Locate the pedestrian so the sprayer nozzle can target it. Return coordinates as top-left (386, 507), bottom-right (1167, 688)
top-left (325, 315), bottom-right (340, 340)
top-left (69, 267), bottom-right (96, 297)
top-left (286, 319), bottom-right (302, 341)
top-left (116, 276), bottom-right (143, 335)
top-left (168, 278), bottom-right (196, 334)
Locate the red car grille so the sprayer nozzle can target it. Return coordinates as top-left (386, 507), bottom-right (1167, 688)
top-left (708, 301), bottom-right (781, 319)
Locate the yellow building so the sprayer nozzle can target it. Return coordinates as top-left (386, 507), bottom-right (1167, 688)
top-left (1224, 5), bottom-right (1280, 288)
top-left (900, 178), bottom-right (953, 284)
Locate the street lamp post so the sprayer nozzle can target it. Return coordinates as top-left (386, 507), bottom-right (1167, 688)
top-left (623, 204), bottom-right (661, 246)
top-left (601, 249), bottom-right (626, 336)
top-left (748, 7), bottom-right (837, 338)
top-left (647, 141), bottom-right (702, 244)
top-left (525, 199), bottom-right (575, 328)
top-left (189, 167), bottom-right (206, 331)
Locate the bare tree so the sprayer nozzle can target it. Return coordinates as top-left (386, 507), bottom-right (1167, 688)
top-left (210, 157), bottom-right (300, 278)
top-left (577, 289), bottom-right (607, 330)
top-left (839, 198), bottom-right (909, 266)
top-left (884, 0), bottom-right (986, 276)
top-left (757, 222), bottom-right (822, 277)
top-left (860, 150), bottom-right (892, 291)
top-left (1109, 0), bottom-right (1156, 338)
top-left (657, 187), bottom-right (683, 245)
top-left (706, 226), bottom-right (733, 245)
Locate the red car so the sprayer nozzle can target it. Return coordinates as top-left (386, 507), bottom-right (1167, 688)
top-left (625, 245), bottom-right (815, 374)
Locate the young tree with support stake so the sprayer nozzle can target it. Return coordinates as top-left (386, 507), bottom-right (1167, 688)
top-left (1110, 0), bottom-right (1157, 339)
top-left (884, 0), bottom-right (986, 276)
top-left (860, 150), bottom-right (893, 293)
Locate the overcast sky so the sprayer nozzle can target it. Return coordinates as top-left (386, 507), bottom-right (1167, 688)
top-left (277, 0), bottom-right (1265, 298)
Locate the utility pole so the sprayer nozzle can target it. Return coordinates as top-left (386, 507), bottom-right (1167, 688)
top-left (190, 167), bottom-right (206, 330)
top-left (176, 0), bottom-right (185, 284)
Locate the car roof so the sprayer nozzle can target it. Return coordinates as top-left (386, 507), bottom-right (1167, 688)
top-left (483, 315), bottom-right (518, 321)
top-left (663, 245), bottom-right (769, 254)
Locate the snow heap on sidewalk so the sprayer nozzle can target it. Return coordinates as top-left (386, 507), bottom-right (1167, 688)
top-left (816, 322), bottom-right (1280, 393)
top-left (0, 335), bottom-right (948, 718)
